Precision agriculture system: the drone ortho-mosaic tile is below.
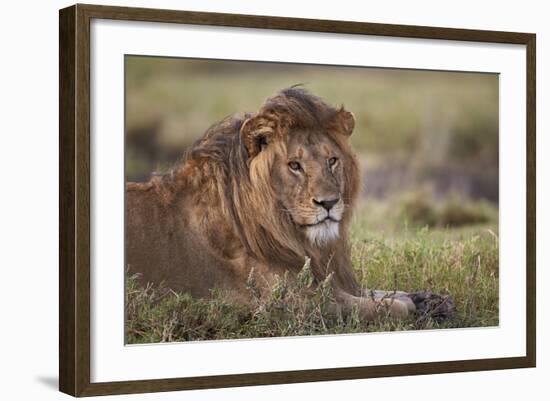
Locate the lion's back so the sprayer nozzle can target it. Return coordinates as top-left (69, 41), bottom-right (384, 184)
top-left (125, 182), bottom-right (246, 298)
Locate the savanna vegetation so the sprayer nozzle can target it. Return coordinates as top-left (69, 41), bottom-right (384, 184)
top-left (125, 57), bottom-right (499, 343)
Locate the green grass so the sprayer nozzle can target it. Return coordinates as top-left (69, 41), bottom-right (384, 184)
top-left (126, 201), bottom-right (499, 344)
top-left (349, 202), bottom-right (499, 329)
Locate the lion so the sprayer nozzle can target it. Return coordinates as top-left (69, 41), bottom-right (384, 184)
top-left (126, 87), bottom-right (453, 321)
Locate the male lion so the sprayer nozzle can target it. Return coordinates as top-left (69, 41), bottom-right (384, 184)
top-left (127, 87), bottom-right (453, 321)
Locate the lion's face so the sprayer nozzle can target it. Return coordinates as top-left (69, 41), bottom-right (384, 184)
top-left (271, 130), bottom-right (347, 245)
top-left (239, 89), bottom-right (358, 251)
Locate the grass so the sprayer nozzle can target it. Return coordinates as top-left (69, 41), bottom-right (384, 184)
top-left (126, 200), bottom-right (499, 344)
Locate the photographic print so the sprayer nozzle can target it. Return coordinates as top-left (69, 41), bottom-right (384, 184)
top-left (124, 57), bottom-right (499, 344)
top-left (59, 5), bottom-right (535, 395)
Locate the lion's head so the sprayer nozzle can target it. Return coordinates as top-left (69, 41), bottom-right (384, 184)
top-left (178, 87), bottom-right (360, 281)
top-left (239, 88), bottom-right (360, 246)
top-left (240, 88), bottom-right (358, 246)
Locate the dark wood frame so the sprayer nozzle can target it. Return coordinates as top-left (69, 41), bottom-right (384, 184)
top-left (59, 3), bottom-right (536, 397)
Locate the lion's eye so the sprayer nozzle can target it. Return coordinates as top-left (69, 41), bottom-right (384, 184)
top-left (288, 161), bottom-right (302, 172)
top-left (328, 157), bottom-right (338, 167)
top-left (259, 136), bottom-right (268, 148)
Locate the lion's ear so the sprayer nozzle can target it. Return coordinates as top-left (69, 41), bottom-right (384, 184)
top-left (240, 116), bottom-right (274, 159)
top-left (334, 109), bottom-right (355, 137)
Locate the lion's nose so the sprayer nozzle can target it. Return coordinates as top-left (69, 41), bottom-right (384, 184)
top-left (313, 197), bottom-right (340, 211)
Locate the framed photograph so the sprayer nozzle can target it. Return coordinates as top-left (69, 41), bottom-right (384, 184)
top-left (59, 4), bottom-right (536, 397)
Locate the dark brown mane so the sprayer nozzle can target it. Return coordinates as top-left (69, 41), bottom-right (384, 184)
top-left (260, 87), bottom-right (342, 130)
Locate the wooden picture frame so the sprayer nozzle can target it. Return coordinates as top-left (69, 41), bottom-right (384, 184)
top-left (59, 3), bottom-right (536, 397)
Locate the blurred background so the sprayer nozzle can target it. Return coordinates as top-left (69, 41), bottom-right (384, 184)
top-left (125, 56), bottom-right (499, 229)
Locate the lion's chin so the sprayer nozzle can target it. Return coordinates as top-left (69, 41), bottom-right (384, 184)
top-left (305, 220), bottom-right (339, 246)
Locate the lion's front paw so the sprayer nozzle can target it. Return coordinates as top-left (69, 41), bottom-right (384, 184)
top-left (381, 298), bottom-right (410, 319)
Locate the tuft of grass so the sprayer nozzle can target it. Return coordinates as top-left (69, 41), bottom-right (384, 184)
top-left (126, 261), bottom-right (366, 344)
top-left (350, 226), bottom-right (499, 330)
